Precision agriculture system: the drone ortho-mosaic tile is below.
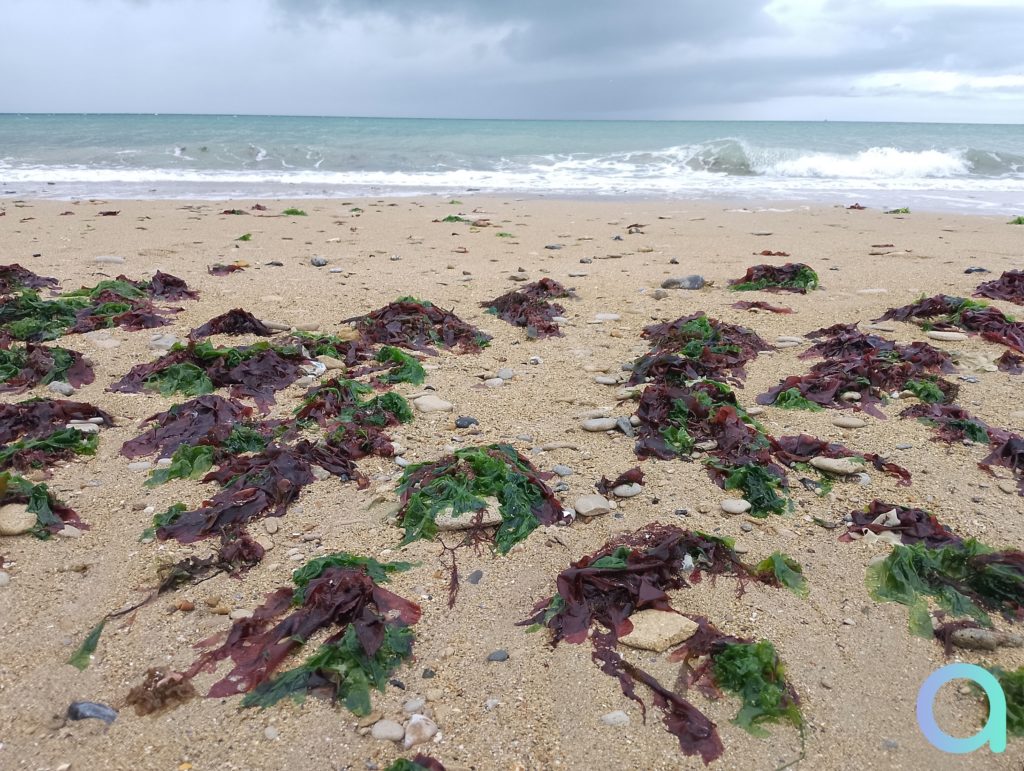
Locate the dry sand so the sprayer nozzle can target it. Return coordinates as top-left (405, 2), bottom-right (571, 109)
top-left (0, 196), bottom-right (1022, 771)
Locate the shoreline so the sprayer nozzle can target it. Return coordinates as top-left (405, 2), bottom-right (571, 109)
top-left (0, 195), bottom-right (1022, 770)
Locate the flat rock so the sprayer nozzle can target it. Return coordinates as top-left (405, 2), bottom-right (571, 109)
top-left (414, 394), bottom-right (453, 413)
top-left (47, 381), bottom-right (75, 396)
top-left (435, 498), bottom-right (503, 531)
top-left (371, 719), bottom-right (404, 742)
top-left (0, 503), bottom-right (36, 536)
top-left (552, 465), bottom-right (574, 477)
top-left (594, 313), bottom-right (620, 322)
top-left (661, 275), bottom-right (705, 290)
top-left (810, 456), bottom-right (864, 475)
top-left (612, 483), bottom-right (643, 498)
top-left (496, 368), bottom-right (514, 380)
top-left (620, 609), bottom-right (699, 652)
top-left (581, 417), bottom-right (617, 432)
top-left (316, 355), bottom-right (345, 370)
top-left (574, 494), bottom-right (612, 517)
top-left (927, 330), bottom-right (969, 342)
top-left (483, 378), bottom-right (504, 388)
top-left (601, 711), bottom-right (630, 726)
top-left (403, 715), bottom-right (438, 749)
top-left (94, 254), bottom-right (125, 264)
top-left (720, 498), bottom-right (751, 515)
top-left (833, 415), bottom-right (867, 429)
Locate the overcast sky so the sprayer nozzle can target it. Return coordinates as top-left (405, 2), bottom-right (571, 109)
top-left (2, 0), bottom-right (1021, 122)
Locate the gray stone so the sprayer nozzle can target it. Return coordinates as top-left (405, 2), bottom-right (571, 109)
top-left (487, 649), bottom-right (509, 662)
top-left (594, 312), bottom-right (620, 322)
top-left (833, 415), bottom-right (867, 429)
top-left (47, 381), bottom-right (75, 396)
top-left (310, 256), bottom-right (328, 267)
top-left (0, 571), bottom-right (10, 587)
top-left (661, 275), bottom-right (705, 290)
top-left (371, 719), bottom-right (405, 742)
top-left (455, 416), bottom-right (478, 428)
top-left (435, 498), bottom-right (503, 531)
top-left (552, 465), bottom-right (574, 477)
top-left (94, 254), bottom-right (126, 264)
top-left (403, 697), bottom-right (426, 714)
top-left (496, 368), bottom-right (514, 380)
top-left (612, 483), bottom-right (643, 498)
top-left (467, 570), bottom-right (484, 585)
top-left (574, 494), bottom-right (612, 517)
top-left (720, 499), bottom-right (751, 515)
top-left (483, 378), bottom-right (504, 388)
top-left (601, 711), bottom-right (630, 726)
top-left (414, 394), bottom-right (453, 413)
top-left (581, 417), bottom-right (617, 432)
top-left (927, 330), bottom-right (969, 342)
top-left (615, 417), bottom-right (635, 437)
top-left (810, 456), bottom-right (864, 475)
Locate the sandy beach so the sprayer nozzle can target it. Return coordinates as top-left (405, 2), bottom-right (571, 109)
top-left (1, 195), bottom-right (1023, 771)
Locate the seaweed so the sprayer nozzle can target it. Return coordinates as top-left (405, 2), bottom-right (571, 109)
top-left (396, 444), bottom-right (568, 555)
top-left (296, 377), bottom-right (412, 429)
top-left (177, 557), bottom-right (420, 713)
top-left (360, 346), bottom-right (427, 386)
top-left (384, 757), bottom-right (446, 771)
top-left (987, 667), bottom-right (1024, 736)
top-left (188, 308), bottom-right (273, 339)
top-left (342, 297), bottom-right (491, 354)
top-left (0, 471), bottom-right (84, 537)
top-left (0, 290), bottom-right (87, 341)
top-left (885, 207), bottom-right (911, 214)
top-left (595, 467), bottom-right (645, 496)
top-left (282, 208), bottom-right (307, 216)
top-left (145, 445), bottom-right (216, 487)
top-left (0, 427), bottom-right (99, 475)
top-left (481, 279), bottom-right (575, 339)
top-left (715, 462), bottom-right (787, 517)
top-left (120, 395), bottom-right (257, 459)
top-left (996, 351), bottom-right (1024, 374)
top-left (730, 301), bottom-right (793, 314)
top-left (773, 388), bottom-right (823, 411)
top-left (0, 264), bottom-right (58, 293)
top-left (0, 399), bottom-right (113, 444)
top-left (125, 668), bottom-right (197, 715)
top-left (980, 433), bottom-right (1024, 493)
top-left (67, 620), bottom-right (106, 670)
top-left (728, 263), bottom-right (819, 294)
top-left (975, 270), bottom-right (1024, 306)
top-left (900, 403), bottom-right (993, 445)
top-left (876, 294), bottom-right (1024, 354)
top-left (753, 553), bottom-right (808, 597)
top-left (841, 500), bottom-right (963, 548)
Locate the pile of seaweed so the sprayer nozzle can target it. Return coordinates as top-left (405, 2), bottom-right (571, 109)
top-left (0, 264), bottom-right (58, 293)
top-left (481, 278), bottom-right (575, 339)
top-left (876, 295), bottom-right (1024, 354)
top-left (188, 308), bottom-right (273, 339)
top-left (728, 263), bottom-right (819, 294)
top-left (342, 297), bottom-right (491, 353)
top-left (757, 323), bottom-right (958, 417)
top-left (0, 341), bottom-right (94, 392)
top-left (521, 523), bottom-right (805, 764)
top-left (0, 470), bottom-right (85, 538)
top-left (634, 378), bottom-right (910, 516)
top-left (125, 554), bottom-right (420, 716)
top-left (629, 312), bottom-right (771, 387)
top-left (0, 399), bottom-right (112, 476)
top-left (0, 271), bottom-right (196, 343)
top-left (841, 500), bottom-right (1024, 638)
top-left (974, 270), bottom-right (1024, 306)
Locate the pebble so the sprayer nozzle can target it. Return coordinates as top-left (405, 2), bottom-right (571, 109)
top-left (127, 461), bottom-right (153, 472)
top-left (264, 519), bottom-right (280, 534)
top-left (594, 313), bottom-right (620, 322)
top-left (895, 443), bottom-right (913, 450)
top-left (414, 394), bottom-right (453, 413)
top-left (720, 499), bottom-right (751, 515)
top-left (568, 271), bottom-right (588, 278)
top-left (484, 698), bottom-right (501, 711)
top-left (264, 726), bottom-right (279, 740)
top-left (317, 355), bottom-right (345, 370)
top-left (574, 494), bottom-right (612, 517)
top-left (528, 356), bottom-right (543, 365)
top-left (404, 697), bottom-right (426, 714)
top-left (615, 417), bottom-right (635, 437)
top-left (85, 331), bottom-right (120, 349)
top-left (0, 571), bottom-right (9, 587)
top-left (810, 456), bottom-right (863, 475)
top-left (998, 480), bottom-right (1018, 494)
top-left (832, 415), bottom-right (867, 429)
top-left (496, 368), bottom-right (514, 380)
top-left (467, 570), bottom-right (484, 585)
top-left (552, 465), bottom-right (574, 477)
top-left (487, 649), bottom-right (510, 662)
top-left (403, 715), bottom-right (438, 749)
top-left (661, 275), bottom-right (705, 290)
top-left (620, 609), bottom-right (699, 652)
top-left (740, 522), bottom-right (753, 532)
top-left (67, 422), bottom-right (100, 434)
top-left (395, 456), bottom-right (410, 468)
top-left (581, 417), bottom-right (617, 432)
top-left (651, 289), bottom-right (669, 300)
top-left (455, 416), bottom-right (478, 428)
top-left (601, 711), bottom-right (630, 727)
top-left (926, 330), bottom-right (969, 342)
top-left (840, 391), bottom-right (861, 402)
top-left (94, 254), bottom-right (125, 264)
top-left (594, 375), bottom-right (619, 385)
top-left (775, 340), bottom-right (800, 348)
top-left (746, 406), bottom-right (765, 416)
top-left (776, 335), bottom-right (804, 343)
top-left (483, 378), bottom-right (504, 388)
top-left (310, 256), bottom-right (328, 267)
top-left (371, 719), bottom-right (405, 742)
top-left (0, 503), bottom-right (36, 536)
top-left (47, 381), bottom-right (75, 396)
top-left (612, 483), bottom-right (643, 498)
top-left (58, 525), bottom-right (82, 538)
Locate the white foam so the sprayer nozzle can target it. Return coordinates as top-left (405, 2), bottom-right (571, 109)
top-left (767, 147), bottom-right (970, 179)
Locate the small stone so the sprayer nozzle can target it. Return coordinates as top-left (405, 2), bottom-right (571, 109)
top-left (403, 715), bottom-right (438, 748)
top-left (842, 617), bottom-right (856, 626)
top-left (94, 254), bottom-right (126, 264)
top-left (998, 480), bottom-right (1018, 494)
top-left (264, 519), bottom-right (280, 534)
top-left (127, 461), bottom-right (153, 472)
top-left (620, 609), bottom-right (699, 652)
top-left (316, 355), bottom-right (345, 370)
top-left (832, 415), bottom-right (866, 429)
top-left (371, 719), bottom-right (405, 742)
top-left (528, 356), bottom-right (542, 365)
top-left (594, 312), bottom-right (620, 322)
top-left (601, 711), bottom-right (630, 727)
top-left (574, 494), bottom-right (612, 517)
top-left (264, 726), bottom-right (279, 740)
top-left (552, 465), bottom-right (574, 477)
top-left (926, 330), bottom-right (969, 342)
top-left (777, 336), bottom-right (804, 343)
top-left (483, 378), bottom-right (504, 388)
top-left (810, 456), bottom-right (864, 475)
top-left (467, 569), bottom-right (484, 585)
top-left (58, 525), bottom-right (83, 538)
top-left (594, 375), bottom-right (619, 385)
top-left (741, 522), bottom-right (753, 532)
top-left (615, 417), bottom-right (635, 437)
top-left (661, 275), bottom-right (705, 290)
top-left (485, 698), bottom-right (501, 711)
top-left (496, 368), bottom-right (514, 380)
top-left (0, 503), bottom-right (36, 536)
top-left (651, 289), bottom-right (669, 300)
top-left (47, 381), bottom-right (75, 396)
top-left (455, 415), bottom-right (478, 428)
top-left (0, 571), bottom-right (9, 587)
top-left (149, 334), bottom-right (179, 351)
top-left (720, 499), bottom-right (751, 515)
top-left (229, 609), bottom-right (254, 620)
top-left (487, 649), bottom-right (510, 662)
top-left (310, 256), bottom-right (328, 267)
top-left (612, 483), bottom-right (643, 498)
top-left (895, 443), bottom-right (913, 450)
top-left (403, 697), bottom-right (426, 714)
top-left (414, 394), bottom-right (453, 413)
top-left (840, 391), bottom-right (861, 402)
top-left (581, 417), bottom-right (617, 432)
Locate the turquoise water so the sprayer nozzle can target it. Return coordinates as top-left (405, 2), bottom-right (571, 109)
top-left (1, 114), bottom-right (1023, 211)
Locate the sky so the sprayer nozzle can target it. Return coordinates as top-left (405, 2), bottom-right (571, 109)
top-left (1, 0), bottom-right (1022, 122)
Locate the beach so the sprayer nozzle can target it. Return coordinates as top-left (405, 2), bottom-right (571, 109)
top-left (1, 195), bottom-right (1023, 771)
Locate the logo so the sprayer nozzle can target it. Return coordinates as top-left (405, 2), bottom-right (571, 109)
top-left (916, 663), bottom-right (1007, 754)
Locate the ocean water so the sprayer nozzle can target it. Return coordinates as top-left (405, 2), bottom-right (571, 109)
top-left (1, 114), bottom-right (1023, 212)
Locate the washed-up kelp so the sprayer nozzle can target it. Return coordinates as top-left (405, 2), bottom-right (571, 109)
top-left (770, 435), bottom-right (912, 486)
top-left (0, 399), bottom-right (112, 444)
top-left (867, 537), bottom-right (1024, 635)
top-left (980, 433), bottom-right (1024, 495)
top-left (997, 351), bottom-right (1024, 373)
top-left (348, 346), bottom-right (426, 387)
top-left (67, 289), bottom-right (178, 334)
top-left (110, 341), bottom-right (309, 410)
top-left (758, 332), bottom-right (958, 418)
top-left (188, 308), bottom-right (273, 339)
top-left (0, 427), bottom-right (98, 475)
top-left (899, 403), bottom-right (992, 444)
top-left (0, 264), bottom-right (58, 293)
top-left (730, 301), bottom-right (793, 314)
top-left (396, 444), bottom-right (569, 554)
top-left (0, 342), bottom-right (94, 392)
top-left (481, 278), bottom-right (575, 339)
top-left (342, 297), bottom-right (491, 353)
top-left (0, 471), bottom-right (84, 537)
top-left (296, 377), bottom-right (413, 430)
top-left (120, 395), bottom-right (258, 459)
top-left (65, 272), bottom-right (197, 302)
top-left (630, 313), bottom-right (771, 386)
top-left (876, 295), bottom-right (1024, 354)
top-left (728, 263), bottom-right (819, 294)
top-left (595, 467), bottom-right (644, 496)
top-left (841, 500), bottom-right (963, 548)
top-left (520, 524), bottom-right (804, 764)
top-left (0, 291), bottom-right (88, 342)
top-left (974, 270), bottom-right (1024, 305)
top-left (988, 667), bottom-right (1024, 737)
top-left (170, 554), bottom-right (419, 714)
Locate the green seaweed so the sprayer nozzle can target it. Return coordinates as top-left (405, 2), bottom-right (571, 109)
top-left (145, 445), bottom-right (216, 487)
top-left (719, 463), bottom-right (787, 517)
top-left (496, 232), bottom-right (514, 238)
top-left (904, 378), bottom-right (945, 403)
top-left (375, 346), bottom-right (426, 385)
top-left (773, 387), bottom-right (824, 412)
top-left (1009, 216), bottom-right (1024, 225)
top-left (885, 207), bottom-right (911, 214)
top-left (291, 553), bottom-right (414, 603)
top-left (730, 266), bottom-right (819, 293)
top-left (986, 667), bottom-right (1024, 736)
top-left (0, 291), bottom-right (88, 341)
top-left (282, 208), bottom-right (307, 216)
top-left (441, 214), bottom-right (466, 223)
top-left (755, 553), bottom-right (809, 597)
top-left (143, 363), bottom-right (215, 397)
top-left (67, 620), bottom-right (106, 671)
top-left (711, 640), bottom-right (803, 736)
top-left (0, 427), bottom-right (98, 470)
top-left (236, 233), bottom-right (252, 241)
top-left (222, 425), bottom-right (269, 454)
top-left (141, 502), bottom-right (187, 541)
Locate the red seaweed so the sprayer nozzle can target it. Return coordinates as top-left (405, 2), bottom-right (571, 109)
top-left (974, 270), bottom-right (1024, 305)
top-left (119, 395), bottom-right (256, 459)
top-left (342, 297), bottom-right (491, 353)
top-left (480, 279), bottom-right (574, 339)
top-left (595, 467), bottom-right (645, 495)
top-left (0, 399), bottom-right (113, 444)
top-left (0, 264), bottom-right (58, 293)
top-left (728, 263), bottom-right (819, 294)
top-left (840, 500), bottom-right (962, 548)
top-left (0, 341), bottom-right (94, 392)
top-left (189, 308), bottom-right (274, 339)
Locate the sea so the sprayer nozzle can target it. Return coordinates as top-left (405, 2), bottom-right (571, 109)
top-left (1, 114), bottom-right (1023, 213)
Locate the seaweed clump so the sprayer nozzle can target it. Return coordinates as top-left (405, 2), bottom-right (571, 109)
top-left (840, 500), bottom-right (963, 548)
top-left (974, 270), bottom-right (1024, 306)
top-left (728, 263), bottom-right (819, 294)
top-left (481, 278), bottom-right (575, 339)
top-left (188, 308), bottom-right (273, 339)
top-left (0, 470), bottom-right (85, 537)
top-left (520, 523), bottom-right (804, 764)
top-left (342, 297), bottom-right (491, 353)
top-left (0, 264), bottom-right (58, 293)
top-left (0, 341), bottom-right (94, 392)
top-left (876, 294), bottom-right (1024, 354)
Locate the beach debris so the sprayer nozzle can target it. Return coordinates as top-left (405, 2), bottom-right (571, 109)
top-left (125, 668), bottom-right (197, 715)
top-left (481, 278), bottom-right (575, 339)
top-left (594, 467), bottom-right (644, 497)
top-left (0, 399), bottom-right (111, 474)
top-left (0, 264), bottom-right (58, 293)
top-left (875, 295), bottom-right (1024, 354)
top-left (209, 261), bottom-right (247, 275)
top-left (728, 263), bottom-right (819, 293)
top-left (0, 342), bottom-right (94, 392)
top-left (660, 275), bottom-right (705, 290)
top-left (66, 701), bottom-right (118, 725)
top-left (974, 270), bottom-right (1024, 306)
top-left (0, 471), bottom-right (85, 537)
top-left (730, 300), bottom-right (793, 314)
top-left (188, 308), bottom-right (274, 339)
top-left (342, 297), bottom-right (491, 353)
